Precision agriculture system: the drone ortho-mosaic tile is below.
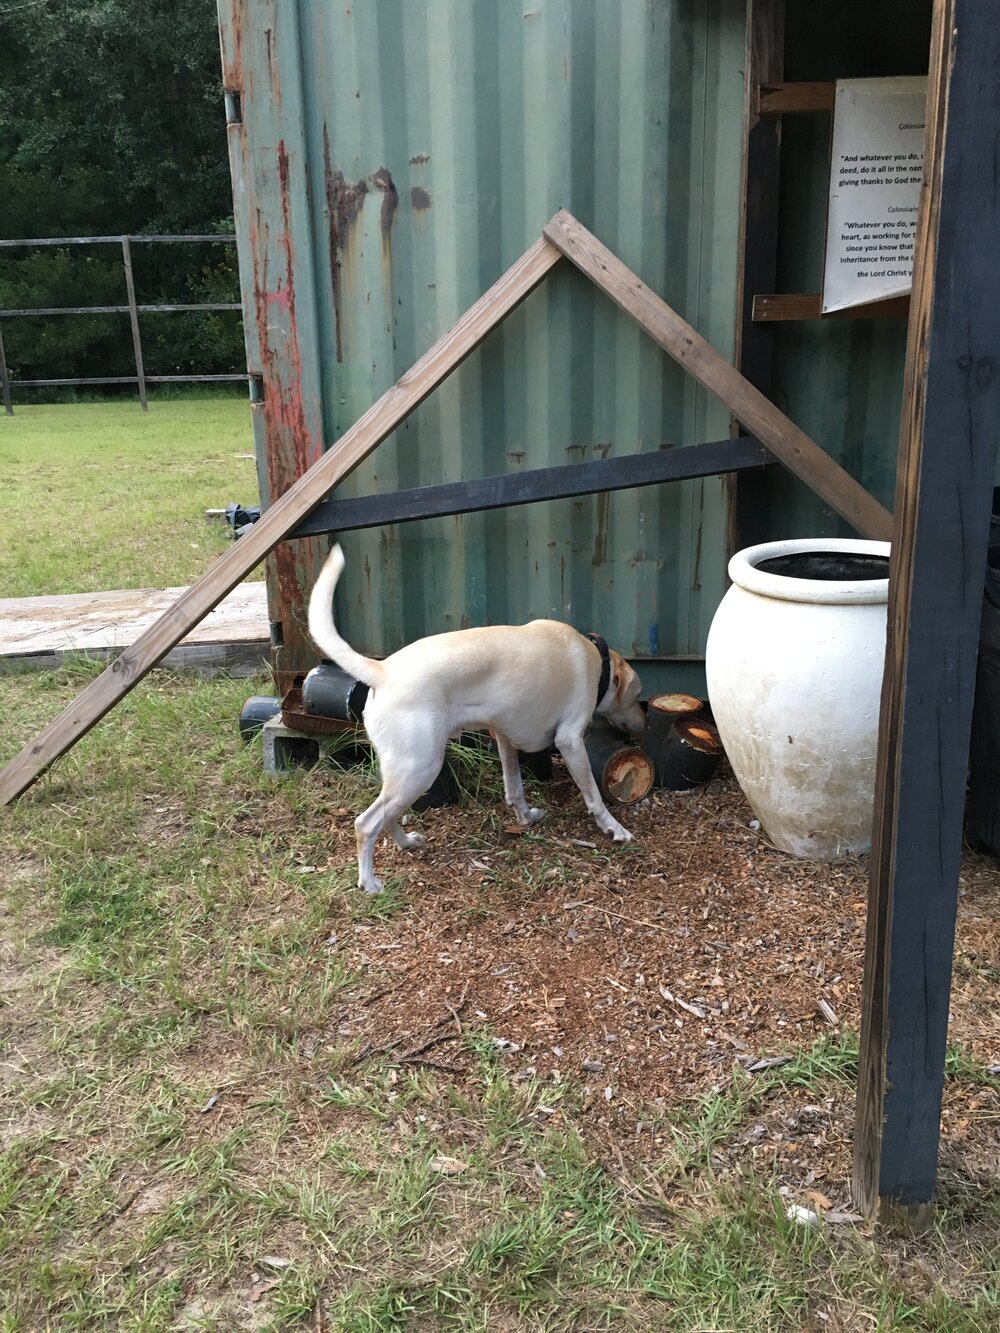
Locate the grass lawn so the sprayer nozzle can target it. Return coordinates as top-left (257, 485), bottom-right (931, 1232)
top-left (1, 394), bottom-right (260, 598)
top-left (1, 393), bottom-right (998, 1328)
top-left (1, 663), bottom-right (999, 1331)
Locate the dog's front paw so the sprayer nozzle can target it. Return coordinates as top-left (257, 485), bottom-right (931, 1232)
top-left (399, 831), bottom-right (427, 850)
top-left (526, 807), bottom-right (545, 825)
top-left (359, 874), bottom-right (384, 894)
top-left (610, 824), bottom-right (633, 843)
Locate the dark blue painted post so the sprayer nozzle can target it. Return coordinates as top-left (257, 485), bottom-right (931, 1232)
top-left (854, 0), bottom-right (1000, 1224)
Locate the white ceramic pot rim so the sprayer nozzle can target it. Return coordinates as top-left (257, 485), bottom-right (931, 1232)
top-left (728, 537), bottom-right (891, 605)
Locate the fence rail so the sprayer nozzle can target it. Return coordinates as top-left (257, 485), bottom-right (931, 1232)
top-left (0, 234), bottom-right (247, 415)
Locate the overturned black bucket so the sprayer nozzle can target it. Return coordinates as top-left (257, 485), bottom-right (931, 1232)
top-left (653, 717), bottom-right (724, 790)
top-left (238, 695), bottom-right (283, 742)
top-left (302, 661), bottom-right (370, 723)
top-left (645, 693), bottom-right (703, 783)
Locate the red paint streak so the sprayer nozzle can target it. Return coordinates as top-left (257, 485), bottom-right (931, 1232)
top-left (250, 139), bottom-right (325, 625)
top-left (219, 0), bottom-right (244, 87)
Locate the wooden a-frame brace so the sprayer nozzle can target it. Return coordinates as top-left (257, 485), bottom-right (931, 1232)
top-left (0, 211), bottom-right (891, 806)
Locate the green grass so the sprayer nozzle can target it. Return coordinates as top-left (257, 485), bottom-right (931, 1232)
top-left (1, 394), bottom-right (260, 597)
top-left (2, 667), bottom-right (999, 1330)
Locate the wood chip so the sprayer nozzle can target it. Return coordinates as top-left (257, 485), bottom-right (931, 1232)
top-left (805, 1189), bottom-right (833, 1211)
top-left (429, 1155), bottom-right (468, 1174)
top-left (816, 998), bottom-right (838, 1026)
top-left (659, 986), bottom-right (706, 1020)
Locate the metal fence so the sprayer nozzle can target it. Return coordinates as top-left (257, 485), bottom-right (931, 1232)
top-left (0, 234), bottom-right (248, 414)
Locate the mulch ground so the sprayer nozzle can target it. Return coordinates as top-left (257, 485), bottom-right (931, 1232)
top-left (313, 762), bottom-right (1000, 1178)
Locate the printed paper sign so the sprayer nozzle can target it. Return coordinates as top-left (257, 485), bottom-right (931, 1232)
top-left (821, 77), bottom-right (928, 313)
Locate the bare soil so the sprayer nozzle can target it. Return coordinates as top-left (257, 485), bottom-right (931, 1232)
top-left (313, 763), bottom-right (1000, 1166)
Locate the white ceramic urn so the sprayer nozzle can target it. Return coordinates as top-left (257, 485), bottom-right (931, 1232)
top-left (705, 537), bottom-right (890, 859)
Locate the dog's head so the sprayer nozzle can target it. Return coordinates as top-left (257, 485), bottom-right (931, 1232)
top-left (601, 650), bottom-right (646, 736)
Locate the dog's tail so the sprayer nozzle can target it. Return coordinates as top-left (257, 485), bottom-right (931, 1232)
top-left (307, 544), bottom-right (386, 689)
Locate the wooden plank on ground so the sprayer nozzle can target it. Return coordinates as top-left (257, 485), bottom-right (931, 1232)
top-left (0, 583), bottom-right (269, 677)
top-left (853, 0), bottom-right (1000, 1225)
top-left (543, 210), bottom-right (893, 541)
top-left (0, 235), bottom-right (561, 805)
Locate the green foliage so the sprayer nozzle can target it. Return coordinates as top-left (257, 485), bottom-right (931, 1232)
top-left (0, 0), bottom-right (242, 390)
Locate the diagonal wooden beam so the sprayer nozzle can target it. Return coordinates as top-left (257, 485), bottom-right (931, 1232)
top-left (0, 236), bottom-right (560, 806)
top-left (543, 210), bottom-right (893, 541)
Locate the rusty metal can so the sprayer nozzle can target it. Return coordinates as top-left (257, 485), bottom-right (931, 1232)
top-left (585, 723), bottom-right (655, 804)
top-left (645, 693), bottom-right (703, 787)
top-left (653, 717), bottom-right (724, 790)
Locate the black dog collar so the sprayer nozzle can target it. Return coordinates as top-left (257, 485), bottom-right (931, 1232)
top-left (585, 632), bottom-right (612, 710)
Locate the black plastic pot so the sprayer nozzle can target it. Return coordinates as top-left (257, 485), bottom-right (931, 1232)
top-left (585, 721), bottom-right (654, 805)
top-left (302, 661), bottom-right (369, 723)
top-left (645, 693), bottom-right (702, 779)
top-left (238, 695), bottom-right (283, 742)
top-left (653, 717), bottom-right (724, 791)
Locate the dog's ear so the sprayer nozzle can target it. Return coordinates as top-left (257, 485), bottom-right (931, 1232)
top-left (609, 650), bottom-right (624, 697)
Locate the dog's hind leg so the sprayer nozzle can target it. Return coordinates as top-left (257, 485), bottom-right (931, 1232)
top-left (354, 744), bottom-right (444, 893)
top-left (494, 733), bottom-right (544, 827)
top-left (554, 728), bottom-right (632, 843)
top-left (388, 819), bottom-right (426, 851)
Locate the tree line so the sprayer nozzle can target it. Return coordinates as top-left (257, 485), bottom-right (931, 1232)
top-left (0, 0), bottom-right (244, 395)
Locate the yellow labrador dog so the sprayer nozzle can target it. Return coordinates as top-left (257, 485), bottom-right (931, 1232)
top-left (308, 544), bottom-right (645, 893)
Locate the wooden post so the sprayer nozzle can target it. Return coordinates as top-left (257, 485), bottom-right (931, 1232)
top-left (727, 0), bottom-right (784, 553)
top-left (121, 237), bottom-right (148, 412)
top-left (0, 326), bottom-right (12, 416)
top-left (854, 0), bottom-right (1000, 1224)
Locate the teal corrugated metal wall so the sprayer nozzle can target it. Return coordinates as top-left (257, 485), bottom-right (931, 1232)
top-left (220, 0), bottom-right (746, 677)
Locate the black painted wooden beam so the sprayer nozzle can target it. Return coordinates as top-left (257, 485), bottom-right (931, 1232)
top-left (854, 0), bottom-right (1000, 1225)
top-left (289, 436), bottom-right (768, 538)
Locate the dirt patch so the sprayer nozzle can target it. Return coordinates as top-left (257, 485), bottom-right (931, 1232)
top-left (312, 766), bottom-right (999, 1145)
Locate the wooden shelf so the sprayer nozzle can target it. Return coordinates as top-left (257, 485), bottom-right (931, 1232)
top-left (752, 292), bottom-right (911, 322)
top-left (756, 81), bottom-right (836, 116)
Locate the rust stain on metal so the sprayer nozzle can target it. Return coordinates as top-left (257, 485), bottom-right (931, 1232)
top-left (410, 186), bottom-right (432, 211)
top-left (592, 491), bottom-right (610, 566)
top-left (649, 693), bottom-right (702, 717)
top-left (676, 718), bottom-right (724, 755)
top-left (264, 26), bottom-right (281, 104)
top-left (606, 752), bottom-right (653, 803)
top-left (370, 167), bottom-right (399, 233)
top-left (323, 126), bottom-right (368, 363)
top-left (249, 140), bottom-right (325, 630)
top-left (219, 0), bottom-right (244, 87)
